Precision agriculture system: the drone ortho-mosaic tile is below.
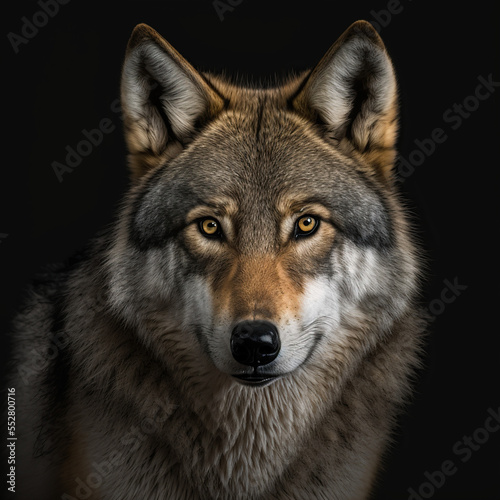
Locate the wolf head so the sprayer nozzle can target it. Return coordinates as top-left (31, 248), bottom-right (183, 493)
top-left (106, 21), bottom-right (419, 390)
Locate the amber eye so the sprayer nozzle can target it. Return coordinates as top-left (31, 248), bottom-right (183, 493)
top-left (199, 218), bottom-right (222, 239)
top-left (295, 215), bottom-right (319, 238)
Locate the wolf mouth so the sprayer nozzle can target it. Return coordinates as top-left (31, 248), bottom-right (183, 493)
top-left (232, 373), bottom-right (282, 387)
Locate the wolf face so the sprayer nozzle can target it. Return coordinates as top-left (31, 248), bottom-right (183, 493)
top-left (107, 21), bottom-right (419, 391)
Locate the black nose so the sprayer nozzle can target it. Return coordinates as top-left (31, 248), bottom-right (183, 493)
top-left (230, 320), bottom-right (281, 367)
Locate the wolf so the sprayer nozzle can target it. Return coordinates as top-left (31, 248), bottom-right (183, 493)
top-left (8, 20), bottom-right (426, 500)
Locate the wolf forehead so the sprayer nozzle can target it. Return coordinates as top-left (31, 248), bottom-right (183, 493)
top-left (128, 98), bottom-right (393, 252)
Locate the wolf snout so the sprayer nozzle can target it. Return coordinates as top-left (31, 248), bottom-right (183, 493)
top-left (230, 320), bottom-right (281, 367)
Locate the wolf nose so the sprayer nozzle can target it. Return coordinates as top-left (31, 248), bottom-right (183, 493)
top-left (230, 320), bottom-right (281, 367)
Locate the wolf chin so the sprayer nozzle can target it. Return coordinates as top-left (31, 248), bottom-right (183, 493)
top-left (9, 20), bottom-right (426, 500)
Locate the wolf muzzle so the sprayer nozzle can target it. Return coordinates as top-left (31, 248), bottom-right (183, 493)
top-left (230, 320), bottom-right (281, 367)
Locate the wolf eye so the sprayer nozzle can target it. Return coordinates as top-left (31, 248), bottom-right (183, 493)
top-left (198, 218), bottom-right (222, 239)
top-left (294, 215), bottom-right (319, 238)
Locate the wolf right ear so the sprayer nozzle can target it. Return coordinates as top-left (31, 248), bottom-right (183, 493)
top-left (293, 21), bottom-right (398, 183)
top-left (121, 24), bottom-right (225, 179)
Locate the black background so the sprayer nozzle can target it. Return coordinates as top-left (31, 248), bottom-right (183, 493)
top-left (1, 1), bottom-right (499, 499)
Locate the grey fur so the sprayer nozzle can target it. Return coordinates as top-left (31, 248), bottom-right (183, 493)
top-left (8, 21), bottom-right (426, 500)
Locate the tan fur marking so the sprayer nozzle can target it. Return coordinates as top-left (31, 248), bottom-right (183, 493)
top-left (212, 255), bottom-right (303, 324)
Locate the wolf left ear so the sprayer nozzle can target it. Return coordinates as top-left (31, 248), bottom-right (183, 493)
top-left (293, 21), bottom-right (398, 183)
top-left (121, 24), bottom-right (225, 179)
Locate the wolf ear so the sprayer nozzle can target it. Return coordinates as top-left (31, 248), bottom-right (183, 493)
top-left (121, 24), bottom-right (225, 179)
top-left (293, 21), bottom-right (398, 182)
